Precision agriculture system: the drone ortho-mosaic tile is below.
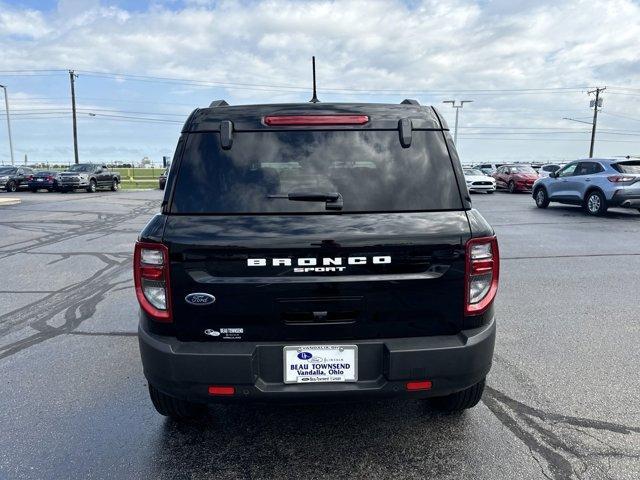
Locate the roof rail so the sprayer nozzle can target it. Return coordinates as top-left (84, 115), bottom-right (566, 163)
top-left (401, 99), bottom-right (420, 106)
top-left (209, 100), bottom-right (229, 108)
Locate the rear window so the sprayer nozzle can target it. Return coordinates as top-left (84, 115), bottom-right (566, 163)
top-left (613, 161), bottom-right (640, 174)
top-left (170, 130), bottom-right (463, 214)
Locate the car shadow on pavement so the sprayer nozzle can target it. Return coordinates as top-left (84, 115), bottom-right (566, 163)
top-left (547, 205), bottom-right (640, 219)
top-left (148, 400), bottom-right (482, 478)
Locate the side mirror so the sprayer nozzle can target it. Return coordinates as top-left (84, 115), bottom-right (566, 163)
top-left (549, 171), bottom-right (558, 178)
top-left (95, 168), bottom-right (103, 174)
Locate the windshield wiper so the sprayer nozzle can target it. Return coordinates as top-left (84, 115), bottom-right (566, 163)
top-left (267, 192), bottom-right (343, 211)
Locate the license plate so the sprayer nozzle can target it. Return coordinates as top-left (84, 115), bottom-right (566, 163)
top-left (37, 178), bottom-right (43, 182)
top-left (283, 345), bottom-right (357, 384)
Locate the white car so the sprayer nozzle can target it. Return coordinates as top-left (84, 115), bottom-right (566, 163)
top-left (537, 163), bottom-right (562, 178)
top-left (473, 163), bottom-right (506, 175)
top-left (463, 168), bottom-right (496, 193)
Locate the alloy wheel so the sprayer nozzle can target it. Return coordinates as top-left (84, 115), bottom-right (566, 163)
top-left (588, 194), bottom-right (601, 213)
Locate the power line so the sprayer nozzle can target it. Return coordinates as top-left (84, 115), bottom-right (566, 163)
top-left (74, 69), bottom-right (595, 95)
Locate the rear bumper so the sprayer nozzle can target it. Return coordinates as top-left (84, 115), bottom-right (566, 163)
top-left (138, 317), bottom-right (496, 403)
top-left (27, 181), bottom-right (56, 189)
top-left (610, 190), bottom-right (640, 208)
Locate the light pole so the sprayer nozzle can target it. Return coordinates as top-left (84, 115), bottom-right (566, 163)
top-left (0, 84), bottom-right (15, 165)
top-left (443, 100), bottom-right (473, 145)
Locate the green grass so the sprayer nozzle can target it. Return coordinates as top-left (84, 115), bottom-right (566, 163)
top-left (114, 167), bottom-right (164, 179)
top-left (120, 179), bottom-right (159, 190)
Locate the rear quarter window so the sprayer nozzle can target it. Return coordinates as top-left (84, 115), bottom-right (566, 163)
top-left (613, 161), bottom-right (640, 174)
top-left (170, 129), bottom-right (463, 214)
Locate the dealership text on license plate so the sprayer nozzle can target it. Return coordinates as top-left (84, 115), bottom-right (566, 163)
top-left (283, 345), bottom-right (358, 384)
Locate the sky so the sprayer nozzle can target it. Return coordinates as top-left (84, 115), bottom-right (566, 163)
top-left (0, 0), bottom-right (639, 166)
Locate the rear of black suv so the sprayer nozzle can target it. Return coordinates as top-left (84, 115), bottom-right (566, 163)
top-left (136, 100), bottom-right (498, 419)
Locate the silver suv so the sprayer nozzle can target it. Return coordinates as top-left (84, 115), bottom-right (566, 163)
top-left (532, 158), bottom-right (640, 215)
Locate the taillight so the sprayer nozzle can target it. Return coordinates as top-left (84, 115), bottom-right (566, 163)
top-left (465, 236), bottom-right (499, 315)
top-left (608, 175), bottom-right (636, 183)
top-left (264, 115), bottom-right (369, 126)
top-left (134, 241), bottom-right (172, 322)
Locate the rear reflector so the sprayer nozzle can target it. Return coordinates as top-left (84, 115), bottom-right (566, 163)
top-left (406, 380), bottom-right (433, 391)
top-left (208, 386), bottom-right (235, 396)
top-left (264, 115), bottom-right (369, 126)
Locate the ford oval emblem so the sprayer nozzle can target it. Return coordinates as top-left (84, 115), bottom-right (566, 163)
top-left (297, 352), bottom-right (313, 360)
top-left (185, 293), bottom-right (216, 305)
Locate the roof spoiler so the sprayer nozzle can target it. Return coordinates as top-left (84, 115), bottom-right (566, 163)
top-left (209, 100), bottom-right (229, 108)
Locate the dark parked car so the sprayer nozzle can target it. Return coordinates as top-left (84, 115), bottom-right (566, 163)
top-left (0, 166), bottom-right (35, 192)
top-left (136, 99), bottom-right (499, 420)
top-left (28, 171), bottom-right (60, 192)
top-left (57, 163), bottom-right (121, 193)
top-left (493, 164), bottom-right (539, 193)
top-left (158, 169), bottom-right (168, 190)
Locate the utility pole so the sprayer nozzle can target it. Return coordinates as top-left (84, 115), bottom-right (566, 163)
top-left (443, 100), bottom-right (473, 144)
top-left (69, 70), bottom-right (79, 164)
top-left (0, 84), bottom-right (15, 165)
top-left (587, 87), bottom-right (605, 158)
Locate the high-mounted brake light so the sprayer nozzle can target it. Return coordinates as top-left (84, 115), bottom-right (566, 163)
top-left (465, 236), bottom-right (499, 315)
top-left (134, 241), bottom-right (172, 322)
top-left (264, 115), bottom-right (369, 126)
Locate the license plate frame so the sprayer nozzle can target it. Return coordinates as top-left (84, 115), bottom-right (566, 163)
top-left (283, 345), bottom-right (358, 384)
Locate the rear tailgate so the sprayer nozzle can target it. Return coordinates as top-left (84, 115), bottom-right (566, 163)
top-left (164, 212), bottom-right (471, 342)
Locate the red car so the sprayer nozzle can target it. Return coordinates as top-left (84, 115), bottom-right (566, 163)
top-left (493, 165), bottom-right (539, 193)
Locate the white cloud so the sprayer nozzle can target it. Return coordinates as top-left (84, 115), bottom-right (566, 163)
top-left (0, 0), bottom-right (639, 163)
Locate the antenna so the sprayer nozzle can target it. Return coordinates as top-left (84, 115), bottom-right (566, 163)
top-left (309, 56), bottom-right (319, 103)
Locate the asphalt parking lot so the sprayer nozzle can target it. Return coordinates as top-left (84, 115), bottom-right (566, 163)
top-left (0, 189), bottom-right (639, 480)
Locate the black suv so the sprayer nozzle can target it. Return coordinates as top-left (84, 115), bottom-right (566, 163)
top-left (0, 166), bottom-right (35, 192)
top-left (136, 100), bottom-right (499, 419)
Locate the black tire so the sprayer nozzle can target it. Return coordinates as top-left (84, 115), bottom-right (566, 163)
top-left (6, 181), bottom-right (17, 193)
top-left (583, 190), bottom-right (607, 216)
top-left (110, 179), bottom-right (119, 192)
top-left (47, 188), bottom-right (54, 192)
top-left (487, 190), bottom-right (495, 194)
top-left (86, 179), bottom-right (97, 193)
top-left (534, 187), bottom-right (550, 208)
top-left (508, 180), bottom-right (516, 193)
top-left (428, 379), bottom-right (485, 413)
top-left (148, 384), bottom-right (207, 419)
